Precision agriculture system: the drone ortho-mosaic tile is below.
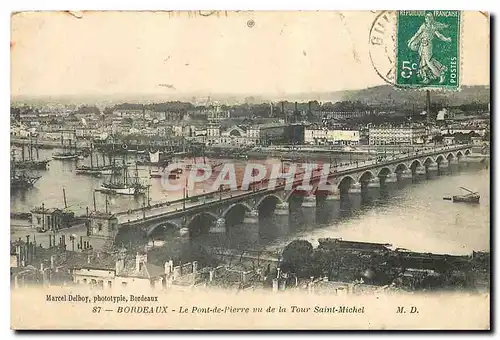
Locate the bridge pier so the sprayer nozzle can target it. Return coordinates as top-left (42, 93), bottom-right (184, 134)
top-left (449, 158), bottom-right (459, 168)
top-left (415, 166), bottom-right (426, 176)
top-left (427, 162), bottom-right (438, 172)
top-left (325, 188), bottom-right (341, 200)
top-left (302, 195), bottom-right (317, 208)
top-left (209, 218), bottom-right (226, 233)
top-left (348, 182), bottom-right (362, 194)
top-left (426, 163), bottom-right (438, 178)
top-left (243, 209), bottom-right (259, 224)
top-left (448, 159), bottom-right (459, 174)
top-left (437, 161), bottom-right (448, 174)
top-left (400, 169), bottom-right (413, 180)
top-left (367, 177), bottom-right (380, 188)
top-left (384, 173), bottom-right (397, 184)
top-left (275, 202), bottom-right (290, 215)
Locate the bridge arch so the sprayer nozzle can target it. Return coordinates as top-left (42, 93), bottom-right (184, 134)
top-left (256, 194), bottom-right (283, 208)
top-left (147, 221), bottom-right (180, 239)
top-left (338, 175), bottom-right (356, 193)
top-left (435, 154), bottom-right (445, 164)
top-left (376, 167), bottom-right (392, 178)
top-left (186, 212), bottom-right (219, 237)
top-left (456, 150), bottom-right (463, 158)
top-left (464, 149), bottom-right (471, 156)
top-left (221, 202), bottom-right (252, 218)
top-left (446, 153), bottom-right (455, 161)
top-left (394, 163), bottom-right (408, 173)
top-left (358, 170), bottom-right (376, 183)
top-left (222, 202), bottom-right (253, 226)
top-left (409, 159), bottom-right (422, 169)
top-left (423, 157), bottom-right (434, 166)
top-left (257, 194), bottom-right (284, 217)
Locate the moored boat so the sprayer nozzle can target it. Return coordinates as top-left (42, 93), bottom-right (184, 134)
top-left (100, 183), bottom-right (137, 195)
top-left (101, 163), bottom-right (147, 196)
top-left (13, 159), bottom-right (51, 170)
top-left (452, 187), bottom-right (480, 204)
top-left (52, 153), bottom-right (79, 160)
top-left (452, 194), bottom-right (480, 204)
top-left (11, 169), bottom-right (40, 191)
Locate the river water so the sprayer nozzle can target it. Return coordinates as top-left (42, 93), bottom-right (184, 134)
top-left (11, 148), bottom-right (490, 256)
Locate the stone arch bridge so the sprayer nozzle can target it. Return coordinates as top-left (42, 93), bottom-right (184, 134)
top-left (90, 145), bottom-right (473, 242)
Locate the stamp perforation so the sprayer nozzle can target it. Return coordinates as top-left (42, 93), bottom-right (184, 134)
top-left (394, 10), bottom-right (462, 92)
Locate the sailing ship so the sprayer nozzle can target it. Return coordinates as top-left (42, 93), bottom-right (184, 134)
top-left (11, 141), bottom-right (50, 170)
top-left (148, 150), bottom-right (165, 178)
top-left (452, 187), bottom-right (480, 204)
top-left (75, 146), bottom-right (122, 176)
top-left (100, 162), bottom-right (147, 196)
top-left (52, 138), bottom-right (80, 160)
top-left (11, 167), bottom-right (40, 191)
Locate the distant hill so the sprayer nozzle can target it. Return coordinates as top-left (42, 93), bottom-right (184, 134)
top-left (337, 85), bottom-right (490, 107)
top-left (12, 85), bottom-right (489, 108)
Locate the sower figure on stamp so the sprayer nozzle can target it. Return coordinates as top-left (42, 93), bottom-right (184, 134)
top-left (408, 13), bottom-right (452, 84)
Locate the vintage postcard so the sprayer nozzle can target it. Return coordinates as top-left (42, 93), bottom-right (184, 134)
top-left (10, 10), bottom-right (490, 330)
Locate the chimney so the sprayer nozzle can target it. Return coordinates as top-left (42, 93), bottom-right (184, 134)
top-left (25, 236), bottom-right (30, 264)
top-left (50, 255), bottom-right (56, 269)
top-left (165, 260), bottom-right (173, 276)
top-left (173, 266), bottom-right (181, 280)
top-left (272, 278), bottom-right (279, 292)
top-left (135, 252), bottom-right (147, 272)
top-left (29, 242), bottom-right (34, 263)
top-left (115, 259), bottom-right (124, 275)
top-left (426, 90), bottom-right (431, 124)
top-left (16, 245), bottom-right (21, 265)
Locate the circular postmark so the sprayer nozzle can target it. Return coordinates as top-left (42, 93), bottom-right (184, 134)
top-left (368, 11), bottom-right (399, 86)
top-left (246, 19), bottom-right (255, 28)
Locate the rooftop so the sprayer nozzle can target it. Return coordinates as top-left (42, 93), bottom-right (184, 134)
top-left (117, 260), bottom-right (164, 279)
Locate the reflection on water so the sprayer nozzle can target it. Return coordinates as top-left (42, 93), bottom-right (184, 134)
top-left (196, 165), bottom-right (489, 256)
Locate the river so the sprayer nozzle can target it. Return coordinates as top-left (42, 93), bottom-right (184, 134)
top-left (10, 148), bottom-right (489, 256)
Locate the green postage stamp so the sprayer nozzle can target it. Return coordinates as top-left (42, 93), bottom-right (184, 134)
top-left (396, 10), bottom-right (461, 90)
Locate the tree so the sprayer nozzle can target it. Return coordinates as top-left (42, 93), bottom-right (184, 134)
top-left (431, 135), bottom-right (444, 144)
top-left (281, 240), bottom-right (314, 277)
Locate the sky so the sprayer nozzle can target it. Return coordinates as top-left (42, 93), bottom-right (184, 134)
top-left (11, 11), bottom-right (490, 98)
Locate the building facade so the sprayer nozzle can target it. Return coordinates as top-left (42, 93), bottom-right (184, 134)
top-left (304, 128), bottom-right (360, 145)
top-left (368, 126), bottom-right (427, 145)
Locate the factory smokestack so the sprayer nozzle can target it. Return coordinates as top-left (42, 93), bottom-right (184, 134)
top-left (426, 90), bottom-right (431, 124)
